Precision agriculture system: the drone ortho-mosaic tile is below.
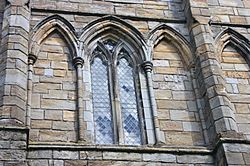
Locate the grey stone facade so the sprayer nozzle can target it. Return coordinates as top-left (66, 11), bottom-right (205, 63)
top-left (0, 0), bottom-right (250, 165)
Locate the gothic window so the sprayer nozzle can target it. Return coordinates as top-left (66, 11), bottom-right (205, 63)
top-left (90, 39), bottom-right (143, 145)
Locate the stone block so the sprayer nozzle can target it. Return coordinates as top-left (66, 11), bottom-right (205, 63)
top-left (159, 120), bottom-right (183, 131)
top-left (53, 151), bottom-right (79, 159)
top-left (28, 150), bottom-right (52, 159)
top-left (172, 91), bottom-right (195, 100)
top-left (44, 69), bottom-right (53, 77)
top-left (31, 120), bottom-right (52, 129)
top-left (39, 130), bottom-right (73, 142)
top-left (54, 160), bottom-right (64, 166)
top-left (34, 60), bottom-right (50, 68)
top-left (33, 83), bottom-right (61, 93)
top-left (64, 160), bottom-right (87, 166)
top-left (63, 111), bottom-right (75, 121)
top-left (235, 104), bottom-right (249, 114)
top-left (52, 121), bottom-right (75, 131)
top-left (238, 84), bottom-right (250, 94)
top-left (165, 131), bottom-right (193, 145)
top-left (78, 4), bottom-right (114, 14)
top-left (9, 15), bottom-right (29, 31)
top-left (48, 53), bottom-right (67, 61)
top-left (31, 94), bottom-right (40, 108)
top-left (51, 61), bottom-right (68, 70)
top-left (45, 110), bottom-right (63, 121)
top-left (157, 109), bottom-right (170, 120)
top-left (115, 7), bottom-right (136, 16)
top-left (153, 60), bottom-right (170, 67)
top-left (41, 99), bottom-right (76, 110)
top-left (0, 150), bottom-right (26, 160)
top-left (183, 122), bottom-right (201, 131)
top-left (154, 90), bottom-right (172, 99)
top-left (243, 153), bottom-right (250, 164)
top-left (103, 152), bottom-right (142, 161)
top-left (81, 151), bottom-right (102, 160)
top-left (42, 90), bottom-right (68, 99)
top-left (170, 110), bottom-right (196, 121)
top-left (54, 70), bottom-right (66, 77)
top-left (177, 155), bottom-right (213, 164)
top-left (10, 141), bottom-right (26, 149)
top-left (225, 152), bottom-right (244, 165)
top-left (143, 153), bottom-right (176, 163)
top-left (27, 160), bottom-right (48, 166)
top-left (157, 100), bottom-right (187, 109)
top-left (31, 109), bottom-right (44, 119)
top-left (63, 82), bottom-right (76, 90)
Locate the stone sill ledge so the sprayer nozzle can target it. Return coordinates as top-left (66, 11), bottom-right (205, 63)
top-left (28, 142), bottom-right (212, 155)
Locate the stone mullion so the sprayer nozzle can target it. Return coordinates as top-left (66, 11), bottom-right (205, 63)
top-left (26, 54), bottom-right (37, 128)
top-left (73, 57), bottom-right (85, 142)
top-left (192, 24), bottom-right (238, 143)
top-left (0, 0), bottom-right (30, 126)
top-left (142, 61), bottom-right (165, 145)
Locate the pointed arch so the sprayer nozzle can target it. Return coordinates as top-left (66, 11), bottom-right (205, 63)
top-left (29, 15), bottom-right (79, 60)
top-left (148, 24), bottom-right (194, 68)
top-left (79, 15), bottom-right (147, 64)
top-left (215, 28), bottom-right (250, 64)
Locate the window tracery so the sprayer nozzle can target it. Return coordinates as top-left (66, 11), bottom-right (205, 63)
top-left (90, 39), bottom-right (143, 145)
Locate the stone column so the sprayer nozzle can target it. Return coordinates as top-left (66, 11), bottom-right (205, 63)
top-left (142, 61), bottom-right (164, 145)
top-left (192, 23), bottom-right (239, 142)
top-left (73, 57), bottom-right (85, 142)
top-left (0, 1), bottom-right (30, 165)
top-left (0, 0), bottom-right (30, 126)
top-left (26, 54), bottom-right (37, 128)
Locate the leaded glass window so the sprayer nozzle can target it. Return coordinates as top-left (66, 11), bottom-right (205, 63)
top-left (90, 39), bottom-right (143, 145)
top-left (91, 54), bottom-right (114, 144)
top-left (118, 56), bottom-right (141, 145)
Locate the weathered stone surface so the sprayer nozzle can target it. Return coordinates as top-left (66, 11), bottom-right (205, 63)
top-left (28, 150), bottom-right (52, 159)
top-left (53, 151), bottom-right (79, 160)
top-left (103, 152), bottom-right (141, 161)
top-left (225, 152), bottom-right (245, 165)
top-left (143, 153), bottom-right (176, 163)
top-left (177, 155), bottom-right (213, 164)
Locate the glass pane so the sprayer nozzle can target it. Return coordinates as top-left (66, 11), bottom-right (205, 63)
top-left (103, 39), bottom-right (117, 53)
top-left (117, 56), bottom-right (141, 145)
top-left (91, 56), bottom-right (114, 144)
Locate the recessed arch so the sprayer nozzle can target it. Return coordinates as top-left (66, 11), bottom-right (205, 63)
top-left (29, 15), bottom-right (79, 60)
top-left (148, 24), bottom-right (194, 68)
top-left (79, 15), bottom-right (147, 64)
top-left (215, 28), bottom-right (250, 64)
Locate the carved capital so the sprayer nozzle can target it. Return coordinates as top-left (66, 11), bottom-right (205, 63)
top-left (73, 57), bottom-right (84, 68)
top-left (142, 61), bottom-right (153, 73)
top-left (28, 53), bottom-right (37, 65)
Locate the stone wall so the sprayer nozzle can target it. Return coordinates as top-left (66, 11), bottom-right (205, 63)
top-left (0, 0), bottom-right (5, 44)
top-left (221, 45), bottom-right (250, 139)
top-left (30, 32), bottom-right (77, 143)
top-left (153, 39), bottom-right (204, 146)
top-left (0, 0), bottom-right (250, 165)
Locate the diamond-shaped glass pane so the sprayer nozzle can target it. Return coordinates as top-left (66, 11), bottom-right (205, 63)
top-left (117, 56), bottom-right (141, 145)
top-left (103, 39), bottom-right (117, 53)
top-left (91, 56), bottom-right (114, 144)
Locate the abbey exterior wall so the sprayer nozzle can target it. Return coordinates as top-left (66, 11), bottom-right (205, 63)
top-left (1, 0), bottom-right (250, 165)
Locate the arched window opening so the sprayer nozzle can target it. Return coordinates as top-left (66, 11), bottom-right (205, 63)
top-left (90, 39), bottom-right (143, 145)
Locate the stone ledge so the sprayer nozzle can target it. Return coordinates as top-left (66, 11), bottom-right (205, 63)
top-left (31, 7), bottom-right (186, 24)
top-left (28, 142), bottom-right (212, 154)
top-left (0, 125), bottom-right (28, 131)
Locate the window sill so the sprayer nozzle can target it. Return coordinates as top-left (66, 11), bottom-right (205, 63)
top-left (28, 141), bottom-right (212, 154)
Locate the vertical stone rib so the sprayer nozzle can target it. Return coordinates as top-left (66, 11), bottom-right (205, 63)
top-left (142, 61), bottom-right (165, 145)
top-left (26, 54), bottom-right (37, 127)
top-left (73, 57), bottom-right (85, 141)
